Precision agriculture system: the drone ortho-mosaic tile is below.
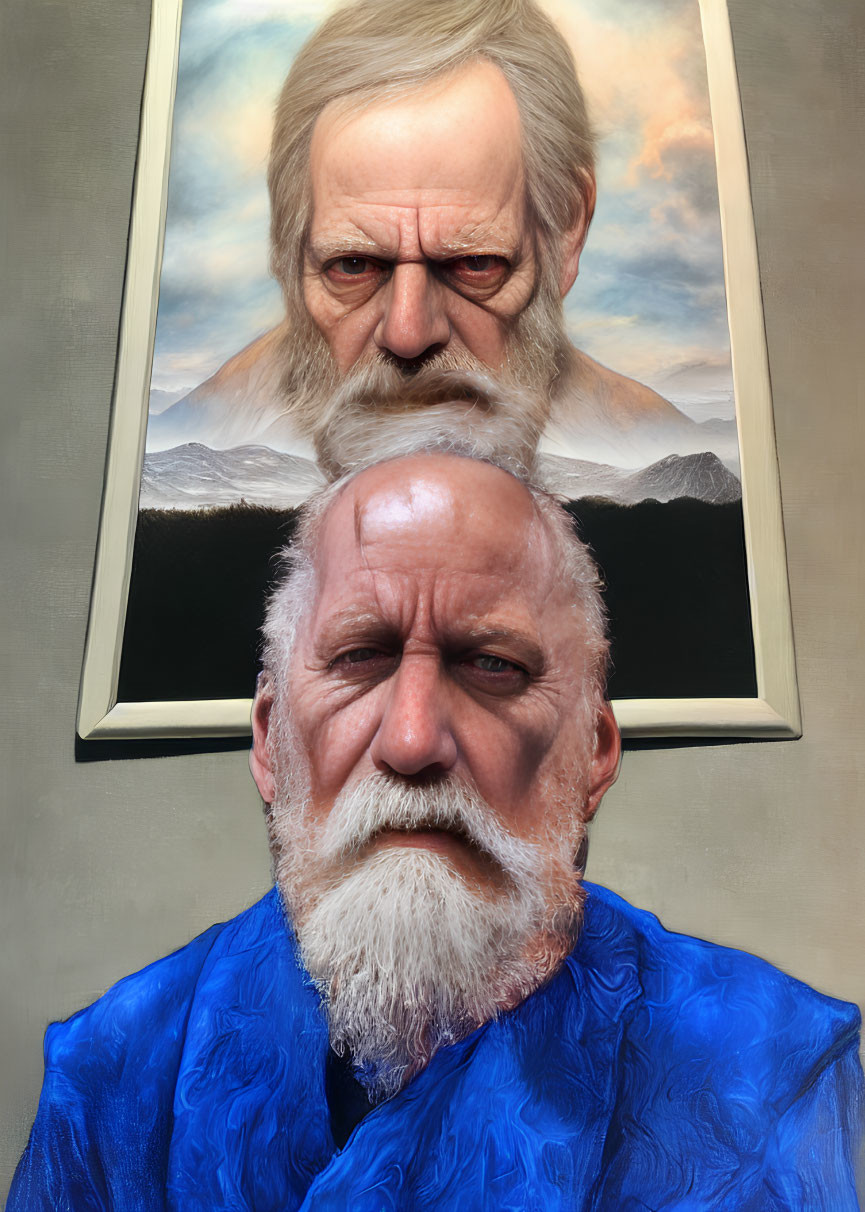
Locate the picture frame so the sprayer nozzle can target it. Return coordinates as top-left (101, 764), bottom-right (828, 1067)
top-left (76, 0), bottom-right (800, 742)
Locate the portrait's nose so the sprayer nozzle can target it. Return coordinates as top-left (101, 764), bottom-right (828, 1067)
top-left (374, 262), bottom-right (450, 362)
top-left (370, 655), bottom-right (458, 778)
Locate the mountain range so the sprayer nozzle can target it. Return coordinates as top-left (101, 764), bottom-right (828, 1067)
top-left (537, 450), bottom-right (741, 505)
top-left (140, 443), bottom-right (325, 510)
top-left (139, 443), bottom-right (740, 511)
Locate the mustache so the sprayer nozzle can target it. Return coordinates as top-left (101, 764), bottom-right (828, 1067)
top-left (354, 343), bottom-right (490, 382)
top-left (321, 358), bottom-right (533, 415)
top-left (316, 774), bottom-right (543, 887)
top-left (311, 361), bottom-right (548, 481)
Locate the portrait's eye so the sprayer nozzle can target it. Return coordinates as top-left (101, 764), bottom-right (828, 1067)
top-left (337, 258), bottom-right (371, 275)
top-left (459, 256), bottom-right (497, 274)
top-left (323, 256), bottom-right (388, 289)
top-left (441, 255), bottom-right (510, 296)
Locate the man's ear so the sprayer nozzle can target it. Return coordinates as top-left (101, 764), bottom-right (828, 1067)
top-left (558, 170), bottom-right (597, 298)
top-left (584, 699), bottom-right (621, 822)
top-left (249, 675), bottom-right (276, 805)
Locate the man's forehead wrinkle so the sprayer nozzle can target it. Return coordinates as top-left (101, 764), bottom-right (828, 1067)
top-left (307, 231), bottom-right (395, 262)
top-left (419, 211), bottom-right (526, 262)
top-left (308, 60), bottom-right (528, 265)
top-left (310, 603), bottom-right (396, 653)
top-left (312, 574), bottom-right (549, 657)
top-left (309, 206), bottom-right (523, 266)
top-left (309, 207), bottom-right (436, 266)
top-left (352, 494), bottom-right (365, 550)
top-left (428, 606), bottom-right (548, 661)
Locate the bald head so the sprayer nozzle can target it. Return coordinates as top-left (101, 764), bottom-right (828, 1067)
top-left (313, 455), bottom-right (555, 630)
top-left (254, 451), bottom-right (616, 812)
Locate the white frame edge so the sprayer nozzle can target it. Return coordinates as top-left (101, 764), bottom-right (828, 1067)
top-left (77, 0), bottom-right (801, 743)
top-left (77, 0), bottom-right (184, 742)
top-left (81, 696), bottom-right (794, 742)
top-left (699, 0), bottom-right (801, 739)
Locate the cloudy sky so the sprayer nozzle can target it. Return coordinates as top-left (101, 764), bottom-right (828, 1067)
top-left (150, 0), bottom-right (733, 415)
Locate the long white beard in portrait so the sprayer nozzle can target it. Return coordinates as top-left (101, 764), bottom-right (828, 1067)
top-left (266, 761), bottom-right (588, 1100)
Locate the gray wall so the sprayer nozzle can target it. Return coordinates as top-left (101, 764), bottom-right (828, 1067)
top-left (2, 0), bottom-right (864, 1197)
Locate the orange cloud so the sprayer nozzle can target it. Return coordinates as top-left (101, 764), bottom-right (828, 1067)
top-left (539, 0), bottom-right (714, 187)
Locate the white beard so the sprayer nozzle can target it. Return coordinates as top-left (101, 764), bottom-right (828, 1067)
top-left (268, 770), bottom-right (587, 1100)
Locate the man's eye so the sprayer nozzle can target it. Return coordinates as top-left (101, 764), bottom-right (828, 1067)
top-left (338, 257), bottom-right (371, 275)
top-left (469, 654), bottom-right (525, 675)
top-left (324, 257), bottom-right (386, 283)
top-left (458, 651), bottom-right (528, 696)
top-left (333, 647), bottom-right (387, 666)
top-left (460, 256), bottom-right (497, 273)
top-left (443, 255), bottom-right (510, 292)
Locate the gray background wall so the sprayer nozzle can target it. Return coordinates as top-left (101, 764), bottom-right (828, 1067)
top-left (2, 0), bottom-right (864, 1198)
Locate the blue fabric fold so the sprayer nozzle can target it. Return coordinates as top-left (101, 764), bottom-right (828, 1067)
top-left (9, 884), bottom-right (863, 1210)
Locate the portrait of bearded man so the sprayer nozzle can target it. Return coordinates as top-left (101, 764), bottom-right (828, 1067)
top-left (149, 0), bottom-right (727, 478)
top-left (121, 0), bottom-right (756, 713)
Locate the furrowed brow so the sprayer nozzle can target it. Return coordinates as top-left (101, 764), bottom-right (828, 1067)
top-left (453, 627), bottom-right (546, 673)
top-left (306, 234), bottom-right (395, 263)
top-left (420, 216), bottom-right (524, 261)
top-left (313, 608), bottom-right (397, 655)
top-left (430, 233), bottom-right (520, 259)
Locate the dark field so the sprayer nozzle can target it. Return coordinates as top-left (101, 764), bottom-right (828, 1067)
top-left (117, 499), bottom-right (756, 703)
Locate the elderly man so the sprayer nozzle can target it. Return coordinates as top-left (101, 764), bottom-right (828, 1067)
top-left (159, 0), bottom-right (700, 472)
top-left (11, 451), bottom-right (862, 1208)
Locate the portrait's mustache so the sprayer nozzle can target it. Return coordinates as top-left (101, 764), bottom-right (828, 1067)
top-left (315, 773), bottom-right (542, 888)
top-left (372, 344), bottom-right (487, 378)
top-left (308, 360), bottom-right (548, 480)
top-left (330, 347), bottom-right (496, 408)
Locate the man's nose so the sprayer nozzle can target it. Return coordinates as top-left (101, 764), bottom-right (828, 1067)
top-left (369, 656), bottom-right (458, 778)
top-left (374, 262), bottom-right (450, 362)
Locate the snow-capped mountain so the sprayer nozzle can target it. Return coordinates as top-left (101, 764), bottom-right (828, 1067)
top-left (538, 450), bottom-right (740, 505)
top-left (140, 444), bottom-right (325, 510)
top-left (140, 444), bottom-right (740, 511)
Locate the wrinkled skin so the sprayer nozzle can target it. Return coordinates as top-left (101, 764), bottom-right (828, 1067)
top-left (251, 455), bottom-right (620, 895)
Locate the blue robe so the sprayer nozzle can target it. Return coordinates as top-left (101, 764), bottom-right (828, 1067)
top-left (9, 884), bottom-right (863, 1210)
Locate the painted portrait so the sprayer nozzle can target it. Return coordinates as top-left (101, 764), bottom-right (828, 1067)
top-left (147, 0), bottom-right (734, 465)
top-left (76, 0), bottom-right (799, 741)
